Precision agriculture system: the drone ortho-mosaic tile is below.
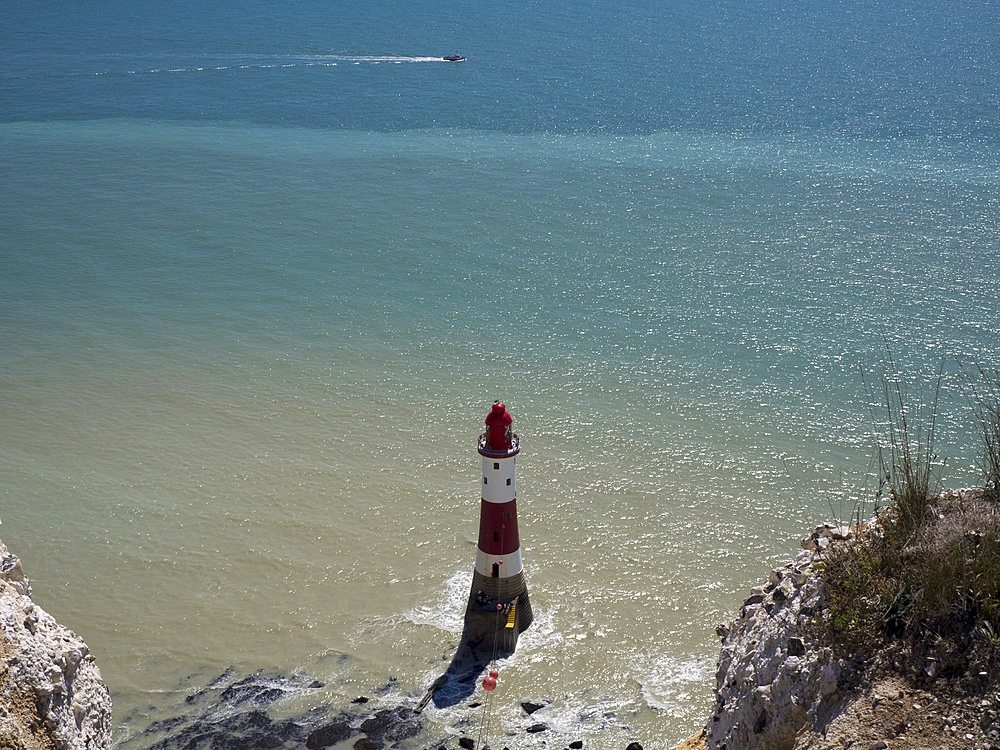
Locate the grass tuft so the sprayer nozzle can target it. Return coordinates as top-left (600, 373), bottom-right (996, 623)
top-left (959, 361), bottom-right (1000, 500)
top-left (820, 351), bottom-right (1000, 668)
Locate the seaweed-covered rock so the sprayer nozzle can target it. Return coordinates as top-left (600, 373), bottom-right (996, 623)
top-left (305, 718), bottom-right (351, 749)
top-left (140, 671), bottom-right (427, 750)
top-left (145, 672), bottom-right (326, 750)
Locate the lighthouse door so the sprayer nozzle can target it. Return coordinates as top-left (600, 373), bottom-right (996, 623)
top-left (491, 563), bottom-right (500, 578)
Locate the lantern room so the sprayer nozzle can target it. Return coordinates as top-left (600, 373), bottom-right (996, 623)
top-left (479, 402), bottom-right (519, 457)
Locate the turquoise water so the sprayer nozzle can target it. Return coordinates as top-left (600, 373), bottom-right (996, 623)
top-left (2, 1), bottom-right (1000, 747)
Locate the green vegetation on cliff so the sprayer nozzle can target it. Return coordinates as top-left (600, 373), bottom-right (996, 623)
top-left (821, 357), bottom-right (1000, 674)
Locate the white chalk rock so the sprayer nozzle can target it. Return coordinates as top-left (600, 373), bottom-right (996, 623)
top-left (0, 537), bottom-right (112, 749)
top-left (705, 521), bottom-right (853, 750)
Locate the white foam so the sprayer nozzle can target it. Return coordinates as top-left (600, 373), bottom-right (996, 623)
top-left (403, 569), bottom-right (469, 633)
top-left (200, 673), bottom-right (320, 723)
top-left (506, 601), bottom-right (561, 655)
top-left (632, 651), bottom-right (712, 716)
top-left (530, 691), bottom-right (632, 736)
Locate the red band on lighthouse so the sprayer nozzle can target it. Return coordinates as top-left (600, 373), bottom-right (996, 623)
top-left (477, 499), bottom-right (520, 555)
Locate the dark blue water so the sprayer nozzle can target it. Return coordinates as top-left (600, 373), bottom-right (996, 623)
top-left (4, 0), bottom-right (999, 137)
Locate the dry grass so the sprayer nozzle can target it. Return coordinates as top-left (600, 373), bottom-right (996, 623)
top-left (820, 354), bottom-right (1000, 663)
top-left (960, 361), bottom-right (1000, 500)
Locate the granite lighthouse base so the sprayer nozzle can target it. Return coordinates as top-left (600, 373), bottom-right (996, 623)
top-left (461, 570), bottom-right (533, 655)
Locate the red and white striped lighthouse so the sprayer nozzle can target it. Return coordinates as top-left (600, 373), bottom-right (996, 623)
top-left (462, 402), bottom-right (533, 654)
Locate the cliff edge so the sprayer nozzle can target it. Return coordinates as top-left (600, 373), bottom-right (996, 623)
top-left (0, 537), bottom-right (112, 750)
top-left (675, 488), bottom-right (1000, 750)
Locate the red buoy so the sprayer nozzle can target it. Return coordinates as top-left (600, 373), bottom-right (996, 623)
top-left (489, 669), bottom-right (499, 678)
top-left (482, 676), bottom-right (497, 691)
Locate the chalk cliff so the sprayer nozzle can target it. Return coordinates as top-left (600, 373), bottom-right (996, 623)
top-left (702, 522), bottom-right (854, 749)
top-left (675, 488), bottom-right (1000, 750)
top-left (0, 538), bottom-right (112, 749)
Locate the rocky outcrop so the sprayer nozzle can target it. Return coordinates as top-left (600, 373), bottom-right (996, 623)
top-left (704, 522), bottom-right (853, 750)
top-left (676, 490), bottom-right (1000, 750)
top-left (0, 537), bottom-right (112, 749)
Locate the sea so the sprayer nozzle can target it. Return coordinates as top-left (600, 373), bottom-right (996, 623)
top-left (1, 0), bottom-right (999, 747)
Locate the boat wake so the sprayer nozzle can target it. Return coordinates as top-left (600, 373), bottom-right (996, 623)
top-left (3, 54), bottom-right (451, 81)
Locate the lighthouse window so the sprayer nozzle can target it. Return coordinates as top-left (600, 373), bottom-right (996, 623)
top-left (506, 478), bottom-right (511, 486)
top-left (483, 476), bottom-right (487, 485)
top-left (493, 532), bottom-right (499, 543)
top-left (493, 462), bottom-right (499, 470)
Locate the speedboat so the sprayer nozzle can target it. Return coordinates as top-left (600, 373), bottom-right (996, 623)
top-left (443, 54), bottom-right (466, 62)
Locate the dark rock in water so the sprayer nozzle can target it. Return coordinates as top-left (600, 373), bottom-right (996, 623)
top-left (138, 670), bottom-right (429, 750)
top-left (625, 743), bottom-right (644, 750)
top-left (249, 735), bottom-right (284, 749)
top-left (521, 701), bottom-right (546, 715)
top-left (144, 715), bottom-right (188, 734)
top-left (244, 709), bottom-right (273, 729)
top-left (526, 722), bottom-right (549, 733)
top-left (185, 668), bottom-right (237, 704)
top-left (459, 737), bottom-right (475, 749)
top-left (359, 706), bottom-right (419, 744)
top-left (305, 719), bottom-right (352, 749)
top-left (272, 718), bottom-right (312, 740)
top-left (181, 669), bottom-right (309, 714)
top-left (219, 675), bottom-right (288, 707)
top-left (569, 741), bottom-right (584, 749)
top-left (146, 672), bottom-right (320, 750)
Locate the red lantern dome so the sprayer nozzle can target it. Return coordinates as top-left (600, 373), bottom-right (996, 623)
top-left (484, 402), bottom-right (513, 451)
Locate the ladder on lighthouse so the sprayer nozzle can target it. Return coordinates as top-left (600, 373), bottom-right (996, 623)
top-left (504, 600), bottom-right (517, 630)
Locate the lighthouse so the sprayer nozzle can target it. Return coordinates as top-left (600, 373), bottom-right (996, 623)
top-left (461, 402), bottom-right (533, 655)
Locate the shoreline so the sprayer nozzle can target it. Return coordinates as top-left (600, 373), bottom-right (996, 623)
top-left (5, 485), bottom-right (998, 750)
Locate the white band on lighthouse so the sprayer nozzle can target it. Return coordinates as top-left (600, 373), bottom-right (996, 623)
top-left (475, 548), bottom-right (523, 578)
top-left (481, 455), bottom-right (516, 503)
